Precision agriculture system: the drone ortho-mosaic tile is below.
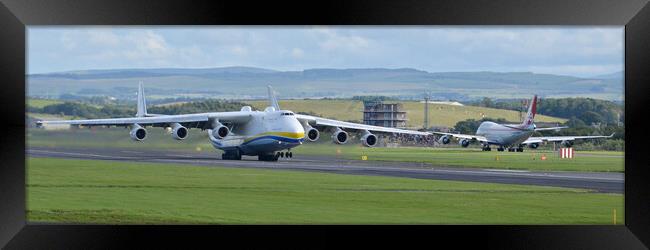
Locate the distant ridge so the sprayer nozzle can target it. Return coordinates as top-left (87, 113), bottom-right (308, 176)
top-left (590, 71), bottom-right (624, 80)
top-left (27, 66), bottom-right (624, 101)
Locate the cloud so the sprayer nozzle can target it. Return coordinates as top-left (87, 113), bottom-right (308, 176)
top-left (28, 27), bottom-right (624, 77)
top-left (123, 30), bottom-right (172, 60)
top-left (290, 48), bottom-right (304, 58)
top-left (312, 28), bottom-right (371, 52)
top-left (87, 30), bottom-right (120, 46)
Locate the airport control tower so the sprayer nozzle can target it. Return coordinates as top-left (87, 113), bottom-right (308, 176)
top-left (362, 101), bottom-right (407, 128)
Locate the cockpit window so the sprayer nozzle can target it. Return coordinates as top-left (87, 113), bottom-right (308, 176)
top-left (281, 112), bottom-right (294, 116)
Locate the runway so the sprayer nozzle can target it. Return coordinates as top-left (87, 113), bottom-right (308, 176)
top-left (27, 147), bottom-right (624, 193)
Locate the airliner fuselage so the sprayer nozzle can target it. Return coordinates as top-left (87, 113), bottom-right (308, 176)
top-left (476, 121), bottom-right (535, 147)
top-left (208, 109), bottom-right (305, 156)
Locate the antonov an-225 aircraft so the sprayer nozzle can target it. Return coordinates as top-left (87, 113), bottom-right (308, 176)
top-left (433, 95), bottom-right (614, 152)
top-left (38, 84), bottom-right (429, 161)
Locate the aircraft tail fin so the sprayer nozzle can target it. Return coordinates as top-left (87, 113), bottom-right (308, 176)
top-left (136, 81), bottom-right (148, 117)
top-left (521, 95), bottom-right (537, 126)
top-left (267, 85), bottom-right (280, 111)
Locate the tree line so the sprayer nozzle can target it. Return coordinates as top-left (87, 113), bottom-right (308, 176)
top-left (28, 99), bottom-right (251, 119)
top-left (469, 97), bottom-right (623, 126)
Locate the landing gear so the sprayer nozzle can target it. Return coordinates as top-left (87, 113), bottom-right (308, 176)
top-left (258, 151), bottom-right (293, 161)
top-left (497, 147), bottom-right (505, 152)
top-left (505, 147), bottom-right (524, 152)
top-left (481, 144), bottom-right (492, 151)
top-left (222, 150), bottom-right (242, 160)
top-left (258, 152), bottom-right (279, 161)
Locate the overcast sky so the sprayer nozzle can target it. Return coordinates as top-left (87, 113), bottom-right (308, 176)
top-left (27, 26), bottom-right (624, 77)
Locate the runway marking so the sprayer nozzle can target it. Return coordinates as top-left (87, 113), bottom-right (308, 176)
top-left (165, 154), bottom-right (195, 158)
top-left (120, 150), bottom-right (144, 154)
top-left (27, 149), bottom-right (623, 183)
top-left (29, 150), bottom-right (137, 160)
top-left (483, 169), bottom-right (530, 173)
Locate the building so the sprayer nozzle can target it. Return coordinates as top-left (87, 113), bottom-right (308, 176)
top-left (362, 101), bottom-right (407, 128)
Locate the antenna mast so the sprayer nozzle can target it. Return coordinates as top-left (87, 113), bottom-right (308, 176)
top-left (424, 91), bottom-right (430, 130)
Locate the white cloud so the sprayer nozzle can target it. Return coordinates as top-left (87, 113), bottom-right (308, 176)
top-left (230, 45), bottom-right (248, 56)
top-left (123, 31), bottom-right (172, 60)
top-left (28, 27), bottom-right (624, 77)
top-left (87, 30), bottom-right (120, 46)
top-left (312, 28), bottom-right (371, 52)
top-left (290, 48), bottom-right (304, 58)
top-left (59, 31), bottom-right (77, 50)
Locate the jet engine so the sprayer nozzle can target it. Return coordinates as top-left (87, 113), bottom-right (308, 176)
top-left (303, 124), bottom-right (320, 142)
top-left (171, 123), bottom-right (188, 140)
top-left (211, 120), bottom-right (229, 139)
top-left (360, 130), bottom-right (378, 147)
top-left (331, 128), bottom-right (348, 144)
top-left (528, 143), bottom-right (539, 149)
top-left (459, 139), bottom-right (470, 147)
top-left (130, 124), bottom-right (147, 141)
top-left (561, 140), bottom-right (574, 147)
top-left (438, 135), bottom-right (451, 144)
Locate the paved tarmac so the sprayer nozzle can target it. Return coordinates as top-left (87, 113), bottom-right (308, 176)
top-left (27, 146), bottom-right (624, 193)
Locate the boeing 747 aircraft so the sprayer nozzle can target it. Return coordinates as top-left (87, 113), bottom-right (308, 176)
top-left (433, 95), bottom-right (614, 152)
top-left (37, 84), bottom-right (430, 161)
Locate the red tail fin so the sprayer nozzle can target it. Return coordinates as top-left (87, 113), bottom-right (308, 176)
top-left (522, 95), bottom-right (537, 126)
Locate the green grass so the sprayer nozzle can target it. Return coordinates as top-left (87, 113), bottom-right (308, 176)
top-left (27, 112), bottom-right (75, 121)
top-left (27, 98), bottom-right (63, 108)
top-left (27, 128), bottom-right (624, 172)
top-left (28, 127), bottom-right (214, 150)
top-left (27, 157), bottom-right (623, 224)
top-left (293, 143), bottom-right (624, 172)
top-left (247, 99), bottom-right (566, 128)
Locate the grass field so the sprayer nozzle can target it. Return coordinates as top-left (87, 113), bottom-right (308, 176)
top-left (27, 98), bottom-right (63, 108)
top-left (27, 112), bottom-right (75, 121)
top-left (27, 128), bottom-right (624, 172)
top-left (292, 143), bottom-right (624, 172)
top-left (27, 157), bottom-right (623, 224)
top-left (247, 99), bottom-right (566, 128)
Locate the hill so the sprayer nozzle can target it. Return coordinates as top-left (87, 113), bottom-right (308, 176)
top-left (27, 67), bottom-right (624, 101)
top-left (247, 99), bottom-right (566, 128)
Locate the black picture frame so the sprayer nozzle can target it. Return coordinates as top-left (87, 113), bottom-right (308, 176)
top-left (1, 0), bottom-right (648, 248)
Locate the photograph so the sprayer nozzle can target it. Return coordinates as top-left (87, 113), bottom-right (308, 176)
top-left (26, 26), bottom-right (624, 225)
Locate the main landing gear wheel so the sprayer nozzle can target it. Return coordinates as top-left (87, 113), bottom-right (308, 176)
top-left (497, 147), bottom-right (505, 152)
top-left (222, 150), bottom-right (242, 160)
top-left (481, 145), bottom-right (491, 151)
top-left (258, 152), bottom-right (279, 161)
top-left (271, 151), bottom-right (294, 159)
top-left (516, 147), bottom-right (524, 152)
top-left (508, 148), bottom-right (516, 152)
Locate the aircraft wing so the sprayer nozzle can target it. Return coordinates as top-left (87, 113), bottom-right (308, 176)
top-left (523, 133), bottom-right (615, 144)
top-left (534, 126), bottom-right (568, 131)
top-left (36, 111), bottom-right (253, 129)
top-left (295, 114), bottom-right (430, 136)
top-left (431, 131), bottom-right (490, 143)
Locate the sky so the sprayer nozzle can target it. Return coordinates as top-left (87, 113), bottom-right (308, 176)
top-left (27, 26), bottom-right (624, 77)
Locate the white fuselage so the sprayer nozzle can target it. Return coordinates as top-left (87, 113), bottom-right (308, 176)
top-left (208, 109), bottom-right (305, 155)
top-left (476, 121), bottom-right (534, 147)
